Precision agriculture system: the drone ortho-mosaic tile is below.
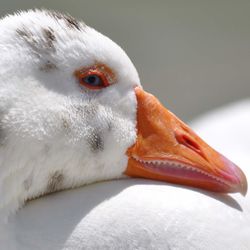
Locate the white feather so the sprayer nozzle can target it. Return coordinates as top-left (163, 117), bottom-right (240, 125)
top-left (0, 9), bottom-right (140, 218)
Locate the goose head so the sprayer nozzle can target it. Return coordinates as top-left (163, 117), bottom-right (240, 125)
top-left (0, 10), bottom-right (247, 217)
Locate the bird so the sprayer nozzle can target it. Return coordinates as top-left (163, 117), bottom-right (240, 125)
top-left (1, 100), bottom-right (250, 250)
top-left (0, 10), bottom-right (248, 248)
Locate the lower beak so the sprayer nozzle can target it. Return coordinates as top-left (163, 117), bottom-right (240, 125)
top-left (125, 87), bottom-right (247, 195)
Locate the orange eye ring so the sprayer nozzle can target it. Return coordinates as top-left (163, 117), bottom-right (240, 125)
top-left (75, 64), bottom-right (116, 90)
top-left (80, 70), bottom-right (109, 90)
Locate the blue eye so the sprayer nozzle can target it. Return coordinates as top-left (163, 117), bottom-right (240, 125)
top-left (76, 69), bottom-right (110, 90)
top-left (83, 74), bottom-right (103, 87)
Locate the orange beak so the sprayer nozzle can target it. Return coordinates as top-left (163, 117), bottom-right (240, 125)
top-left (125, 87), bottom-right (248, 195)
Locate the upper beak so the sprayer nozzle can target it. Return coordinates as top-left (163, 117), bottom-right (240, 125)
top-left (125, 87), bottom-right (247, 195)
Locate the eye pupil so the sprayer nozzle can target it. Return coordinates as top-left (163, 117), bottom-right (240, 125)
top-left (83, 74), bottom-right (102, 86)
top-left (87, 75), bottom-right (97, 84)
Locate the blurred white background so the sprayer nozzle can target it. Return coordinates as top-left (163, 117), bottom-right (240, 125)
top-left (1, 0), bottom-right (249, 120)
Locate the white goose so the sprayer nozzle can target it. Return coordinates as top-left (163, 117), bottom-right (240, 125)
top-left (0, 10), bottom-right (249, 249)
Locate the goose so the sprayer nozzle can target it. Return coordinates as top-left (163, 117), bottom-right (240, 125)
top-left (0, 9), bottom-right (249, 249)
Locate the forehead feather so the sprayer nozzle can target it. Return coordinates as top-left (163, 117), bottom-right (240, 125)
top-left (0, 9), bottom-right (140, 85)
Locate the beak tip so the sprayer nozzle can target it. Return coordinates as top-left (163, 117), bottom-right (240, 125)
top-left (238, 167), bottom-right (248, 196)
top-left (240, 179), bottom-right (248, 196)
top-left (234, 168), bottom-right (248, 196)
top-left (220, 157), bottom-right (248, 196)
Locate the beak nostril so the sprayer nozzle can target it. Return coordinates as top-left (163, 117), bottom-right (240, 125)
top-left (182, 135), bottom-right (200, 151)
top-left (175, 132), bottom-right (205, 157)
